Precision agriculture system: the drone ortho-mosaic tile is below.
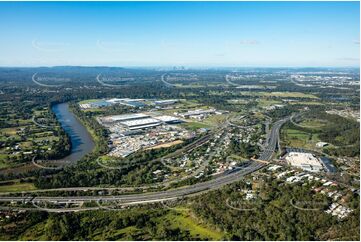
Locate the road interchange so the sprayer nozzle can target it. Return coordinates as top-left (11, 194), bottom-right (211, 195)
top-left (0, 117), bottom-right (289, 211)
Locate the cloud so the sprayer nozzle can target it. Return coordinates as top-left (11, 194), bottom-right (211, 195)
top-left (96, 40), bottom-right (134, 52)
top-left (353, 40), bottom-right (360, 45)
top-left (32, 39), bottom-right (69, 52)
top-left (337, 57), bottom-right (359, 61)
top-left (239, 39), bottom-right (259, 45)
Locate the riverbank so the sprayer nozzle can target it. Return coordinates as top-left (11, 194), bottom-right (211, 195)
top-left (51, 103), bottom-right (95, 163)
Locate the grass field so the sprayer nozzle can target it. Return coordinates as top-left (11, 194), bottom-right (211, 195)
top-left (0, 156), bottom-right (10, 169)
top-left (227, 99), bottom-right (249, 104)
top-left (299, 119), bottom-right (327, 128)
top-left (257, 98), bottom-right (283, 107)
top-left (78, 99), bottom-right (102, 104)
top-left (202, 114), bottom-right (228, 126)
top-left (181, 121), bottom-right (211, 130)
top-left (147, 140), bottom-right (183, 150)
top-left (228, 154), bottom-right (249, 162)
top-left (165, 210), bottom-right (224, 240)
top-left (241, 91), bottom-right (318, 99)
top-left (289, 101), bottom-right (324, 106)
top-left (0, 182), bottom-right (36, 193)
top-left (282, 128), bottom-right (320, 149)
top-left (17, 209), bottom-right (224, 241)
top-left (1, 127), bottom-right (18, 135)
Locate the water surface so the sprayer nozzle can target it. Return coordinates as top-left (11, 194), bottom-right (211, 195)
top-left (52, 103), bottom-right (95, 162)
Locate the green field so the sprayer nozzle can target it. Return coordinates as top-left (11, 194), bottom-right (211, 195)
top-left (282, 128), bottom-right (320, 149)
top-left (181, 121), bottom-right (211, 130)
top-left (241, 91), bottom-right (318, 99)
top-left (298, 119), bottom-right (328, 128)
top-left (165, 210), bottom-right (224, 240)
top-left (289, 101), bottom-right (324, 106)
top-left (0, 182), bottom-right (36, 193)
top-left (227, 99), bottom-right (249, 104)
top-left (203, 114), bottom-right (229, 126)
top-left (16, 209), bottom-right (224, 241)
top-left (0, 156), bottom-right (10, 169)
top-left (78, 99), bottom-right (102, 104)
top-left (257, 98), bottom-right (283, 107)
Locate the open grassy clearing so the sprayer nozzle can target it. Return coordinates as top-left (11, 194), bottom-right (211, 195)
top-left (202, 114), bottom-right (229, 126)
top-left (241, 91), bottom-right (318, 99)
top-left (289, 101), bottom-right (324, 105)
top-left (1, 127), bottom-right (19, 135)
top-left (164, 210), bottom-right (224, 240)
top-left (282, 128), bottom-right (321, 149)
top-left (78, 99), bottom-right (102, 104)
top-left (17, 209), bottom-right (224, 241)
top-left (147, 140), bottom-right (183, 150)
top-left (228, 154), bottom-right (249, 162)
top-left (0, 156), bottom-right (12, 169)
top-left (0, 182), bottom-right (36, 192)
top-left (180, 121), bottom-right (211, 131)
top-left (227, 99), bottom-right (249, 104)
top-left (299, 119), bottom-right (328, 128)
top-left (257, 98), bottom-right (283, 107)
top-left (174, 83), bottom-right (226, 88)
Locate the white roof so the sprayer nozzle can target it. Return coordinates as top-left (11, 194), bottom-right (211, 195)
top-left (286, 152), bottom-right (323, 172)
top-left (155, 115), bottom-right (180, 122)
top-left (128, 123), bottom-right (161, 130)
top-left (108, 113), bottom-right (149, 122)
top-left (121, 118), bottom-right (161, 127)
top-left (154, 99), bottom-right (178, 103)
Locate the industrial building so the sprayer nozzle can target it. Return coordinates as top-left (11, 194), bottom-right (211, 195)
top-left (103, 113), bottom-right (150, 123)
top-left (285, 152), bottom-right (324, 172)
top-left (98, 112), bottom-right (190, 158)
top-left (176, 109), bottom-right (216, 119)
top-left (316, 142), bottom-right (328, 148)
top-left (155, 115), bottom-right (183, 124)
top-left (99, 113), bottom-right (183, 131)
top-left (107, 98), bottom-right (145, 107)
top-left (154, 99), bottom-right (178, 105)
top-left (120, 118), bottom-right (162, 130)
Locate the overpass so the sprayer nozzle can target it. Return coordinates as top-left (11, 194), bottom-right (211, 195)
top-left (0, 117), bottom-right (289, 211)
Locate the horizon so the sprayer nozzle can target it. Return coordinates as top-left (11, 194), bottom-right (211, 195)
top-left (0, 1), bottom-right (359, 67)
top-left (0, 65), bottom-right (359, 69)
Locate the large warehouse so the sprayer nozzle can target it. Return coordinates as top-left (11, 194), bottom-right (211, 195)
top-left (103, 113), bottom-right (150, 123)
top-left (120, 118), bottom-right (162, 130)
top-left (285, 152), bottom-right (324, 172)
top-left (100, 113), bottom-right (183, 131)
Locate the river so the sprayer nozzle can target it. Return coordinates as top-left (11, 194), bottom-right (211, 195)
top-left (52, 103), bottom-right (95, 162)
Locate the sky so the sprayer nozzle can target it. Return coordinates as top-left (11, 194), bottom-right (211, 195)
top-left (0, 1), bottom-right (359, 67)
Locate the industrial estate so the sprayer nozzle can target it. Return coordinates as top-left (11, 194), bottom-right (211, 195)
top-left (0, 1), bottom-right (359, 241)
top-left (0, 66), bottom-right (359, 241)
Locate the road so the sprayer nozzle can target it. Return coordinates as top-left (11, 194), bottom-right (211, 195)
top-left (0, 162), bottom-right (265, 204)
top-left (258, 117), bottom-right (289, 161)
top-left (160, 74), bottom-right (175, 87)
top-left (0, 117), bottom-right (288, 210)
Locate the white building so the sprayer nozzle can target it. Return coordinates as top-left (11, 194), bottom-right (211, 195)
top-left (316, 142), bottom-right (328, 148)
top-left (285, 152), bottom-right (323, 172)
top-left (154, 99), bottom-right (178, 105)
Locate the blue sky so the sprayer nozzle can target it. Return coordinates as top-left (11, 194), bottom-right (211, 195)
top-left (0, 1), bottom-right (359, 67)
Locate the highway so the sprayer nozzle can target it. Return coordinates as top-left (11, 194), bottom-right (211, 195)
top-left (258, 117), bottom-right (289, 161)
top-left (0, 117), bottom-right (288, 210)
top-left (0, 162), bottom-right (264, 204)
top-left (160, 74), bottom-right (175, 87)
top-left (225, 74), bottom-right (239, 87)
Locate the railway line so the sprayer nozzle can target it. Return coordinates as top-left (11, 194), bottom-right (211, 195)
top-left (0, 117), bottom-right (289, 212)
